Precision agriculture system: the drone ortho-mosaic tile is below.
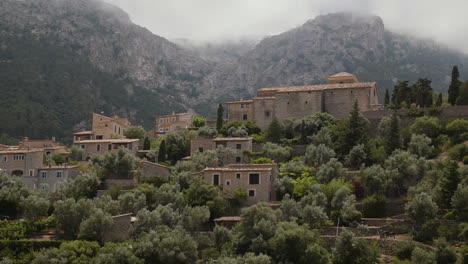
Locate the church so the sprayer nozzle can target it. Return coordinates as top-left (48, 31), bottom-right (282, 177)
top-left (226, 72), bottom-right (382, 129)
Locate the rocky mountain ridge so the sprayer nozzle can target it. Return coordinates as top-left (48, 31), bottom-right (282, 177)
top-left (0, 0), bottom-right (467, 141)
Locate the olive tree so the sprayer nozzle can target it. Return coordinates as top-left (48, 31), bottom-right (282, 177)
top-left (408, 134), bottom-right (434, 158)
top-left (262, 143), bottom-right (292, 163)
top-left (304, 144), bottom-right (335, 167)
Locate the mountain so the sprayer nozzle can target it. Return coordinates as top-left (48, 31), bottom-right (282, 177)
top-left (1, 1), bottom-right (467, 142)
top-left (201, 13), bottom-right (468, 105)
top-left (0, 0), bottom-right (212, 141)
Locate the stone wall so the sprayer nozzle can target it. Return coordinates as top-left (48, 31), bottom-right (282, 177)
top-left (324, 87), bottom-right (373, 118)
top-left (140, 161), bottom-right (171, 180)
top-left (253, 98), bottom-right (275, 130)
top-left (102, 213), bottom-right (132, 243)
top-left (103, 178), bottom-right (136, 189)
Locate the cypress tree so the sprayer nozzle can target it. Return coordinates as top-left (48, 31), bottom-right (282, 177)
top-left (436, 93), bottom-right (443, 107)
top-left (384, 89), bottom-right (390, 106)
top-left (143, 136), bottom-right (151, 150)
top-left (439, 160), bottom-right (460, 208)
top-left (266, 118), bottom-right (282, 143)
top-left (386, 112), bottom-right (401, 154)
top-left (158, 139), bottom-right (166, 163)
top-left (448, 66), bottom-right (461, 105)
top-left (346, 101), bottom-right (369, 154)
top-left (456, 81), bottom-right (468, 105)
top-left (216, 104), bottom-right (224, 131)
top-left (300, 120), bottom-right (307, 144)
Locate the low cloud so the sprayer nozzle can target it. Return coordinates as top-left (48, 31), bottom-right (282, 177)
top-left (105, 0), bottom-right (468, 53)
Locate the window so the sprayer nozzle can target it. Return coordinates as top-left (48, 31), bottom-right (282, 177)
top-left (97, 144), bottom-right (101, 151)
top-left (159, 128), bottom-right (164, 132)
top-left (236, 157), bottom-right (242, 163)
top-left (2, 157), bottom-right (7, 162)
top-left (213, 174), bottom-right (220, 186)
top-left (114, 125), bottom-right (117, 133)
top-left (46, 151), bottom-right (51, 156)
top-left (41, 171), bottom-right (48, 178)
top-left (249, 173), bottom-right (260, 185)
top-left (81, 145), bottom-right (86, 149)
top-left (96, 135), bottom-right (103, 140)
top-left (305, 101), bottom-right (308, 104)
top-left (265, 111), bottom-right (270, 117)
top-left (198, 147), bottom-right (204, 153)
top-left (118, 127), bottom-right (121, 135)
top-left (172, 117), bottom-right (176, 122)
top-left (128, 143), bottom-right (133, 150)
top-left (249, 190), bottom-right (255, 197)
top-left (56, 171), bottom-right (63, 178)
top-left (242, 114), bottom-right (248, 120)
top-left (287, 102), bottom-right (290, 105)
top-left (236, 173), bottom-right (241, 179)
top-left (236, 144), bottom-right (242, 150)
top-left (108, 144), bottom-right (112, 151)
top-left (13, 155), bottom-right (25, 161)
top-left (29, 170), bottom-right (34, 176)
top-left (226, 180), bottom-right (231, 186)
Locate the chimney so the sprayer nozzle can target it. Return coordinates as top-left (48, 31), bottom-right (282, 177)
top-left (52, 136), bottom-right (56, 142)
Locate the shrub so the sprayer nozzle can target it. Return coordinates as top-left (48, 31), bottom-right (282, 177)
top-left (448, 144), bottom-right (468, 162)
top-left (251, 157), bottom-right (273, 164)
top-left (396, 241), bottom-right (416, 260)
top-left (435, 238), bottom-right (457, 264)
top-left (428, 107), bottom-right (442, 116)
top-left (407, 109), bottom-right (424, 117)
top-left (460, 245), bottom-right (468, 264)
top-left (464, 156), bottom-right (468, 165)
top-left (362, 195), bottom-right (386, 218)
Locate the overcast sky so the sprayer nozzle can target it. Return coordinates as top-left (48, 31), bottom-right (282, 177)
top-left (105, 0), bottom-right (468, 53)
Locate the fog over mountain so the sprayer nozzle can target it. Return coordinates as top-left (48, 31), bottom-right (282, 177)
top-left (105, 0), bottom-right (468, 54)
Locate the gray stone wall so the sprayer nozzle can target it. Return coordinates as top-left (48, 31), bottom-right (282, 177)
top-left (273, 91), bottom-right (322, 122)
top-left (140, 161), bottom-right (171, 180)
top-left (102, 213), bottom-right (132, 243)
top-left (324, 87), bottom-right (371, 118)
top-left (253, 98), bottom-right (275, 129)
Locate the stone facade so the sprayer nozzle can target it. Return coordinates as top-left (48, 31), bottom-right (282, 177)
top-left (102, 213), bottom-right (132, 243)
top-left (92, 113), bottom-right (131, 139)
top-left (74, 139), bottom-right (139, 160)
top-left (155, 112), bottom-right (193, 134)
top-left (191, 137), bottom-right (253, 164)
top-left (18, 137), bottom-right (69, 156)
top-left (23, 165), bottom-right (79, 192)
top-left (140, 161), bottom-right (171, 181)
top-left (0, 149), bottom-right (43, 177)
top-left (198, 163), bottom-right (278, 205)
top-left (227, 72), bottom-right (382, 129)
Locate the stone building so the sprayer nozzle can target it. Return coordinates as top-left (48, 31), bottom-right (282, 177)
top-left (227, 72), bottom-right (381, 129)
top-left (155, 112), bottom-right (193, 134)
top-left (190, 137), bottom-right (253, 164)
top-left (140, 161), bottom-right (171, 181)
top-left (0, 148), bottom-right (43, 177)
top-left (74, 139), bottom-right (139, 160)
top-left (73, 113), bottom-right (132, 141)
top-left (18, 137), bottom-right (69, 157)
top-left (23, 165), bottom-right (80, 192)
top-left (196, 163), bottom-right (278, 205)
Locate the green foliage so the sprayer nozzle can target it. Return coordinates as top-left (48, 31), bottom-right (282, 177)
top-left (292, 175), bottom-right (318, 198)
top-left (269, 222), bottom-right (330, 264)
top-left (236, 203), bottom-right (279, 254)
top-left (216, 104), bottom-right (224, 131)
top-left (184, 181), bottom-right (225, 219)
top-left (262, 143), bottom-right (291, 163)
top-left (227, 125), bottom-right (249, 137)
top-left (385, 112), bottom-right (401, 154)
top-left (265, 118), bottom-right (283, 143)
top-left (77, 208), bottom-right (113, 242)
top-left (411, 247), bottom-right (436, 264)
top-left (53, 198), bottom-right (95, 237)
top-left (405, 193), bottom-right (438, 226)
top-left (68, 145), bottom-right (85, 161)
top-left (20, 195), bottom-right (50, 222)
top-left (362, 194), bottom-right (386, 218)
top-left (428, 106), bottom-right (442, 116)
top-left (198, 126), bottom-right (218, 138)
top-left (448, 143), bottom-right (468, 162)
top-left (408, 134), bottom-right (434, 158)
top-left (63, 171), bottom-right (101, 200)
top-left (448, 66), bottom-right (461, 105)
top-left (332, 231), bottom-right (378, 264)
top-left (124, 126), bottom-right (146, 139)
top-left (304, 144), bottom-right (335, 167)
top-left (302, 205), bottom-right (328, 228)
top-left (410, 116), bottom-right (441, 138)
top-left (446, 119), bottom-right (468, 143)
top-left (220, 121), bottom-right (261, 137)
top-left (0, 173), bottom-right (30, 217)
top-left (457, 81), bottom-right (468, 105)
top-left (0, 221), bottom-right (35, 240)
top-left (165, 131), bottom-right (192, 164)
top-left (32, 240), bottom-right (100, 264)
top-left (143, 137), bottom-right (151, 150)
top-left (0, 133), bottom-right (18, 145)
top-left (316, 158), bottom-right (345, 184)
top-left (396, 241), bottom-right (416, 260)
top-left (192, 116), bottom-right (208, 128)
top-left (94, 243), bottom-right (143, 264)
top-left (461, 246), bottom-right (468, 264)
top-left (158, 139), bottom-right (167, 162)
top-left (384, 89), bottom-right (390, 106)
top-left (93, 147), bottom-right (139, 178)
top-left (346, 144), bottom-right (367, 169)
top-left (0, 240), bottom-right (62, 263)
top-left (251, 157), bottom-right (273, 164)
top-left (439, 160), bottom-right (460, 208)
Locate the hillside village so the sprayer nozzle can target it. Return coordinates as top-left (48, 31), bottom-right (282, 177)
top-left (1, 70), bottom-right (468, 263)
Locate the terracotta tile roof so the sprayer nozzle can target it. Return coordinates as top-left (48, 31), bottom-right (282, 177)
top-left (202, 167), bottom-right (272, 172)
top-left (213, 137), bottom-right (253, 142)
top-left (329, 72), bottom-right (356, 78)
top-left (270, 82), bottom-right (376, 93)
top-left (140, 161), bottom-right (171, 169)
top-left (74, 139), bottom-right (139, 144)
top-left (74, 131), bottom-right (93, 135)
top-left (226, 100), bottom-right (253, 104)
top-left (253, 97), bottom-right (276, 100)
top-left (39, 165), bottom-right (79, 170)
top-left (0, 148), bottom-right (44, 154)
top-left (214, 216), bottom-right (241, 222)
top-left (227, 163), bottom-right (278, 168)
top-left (156, 112), bottom-right (192, 118)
